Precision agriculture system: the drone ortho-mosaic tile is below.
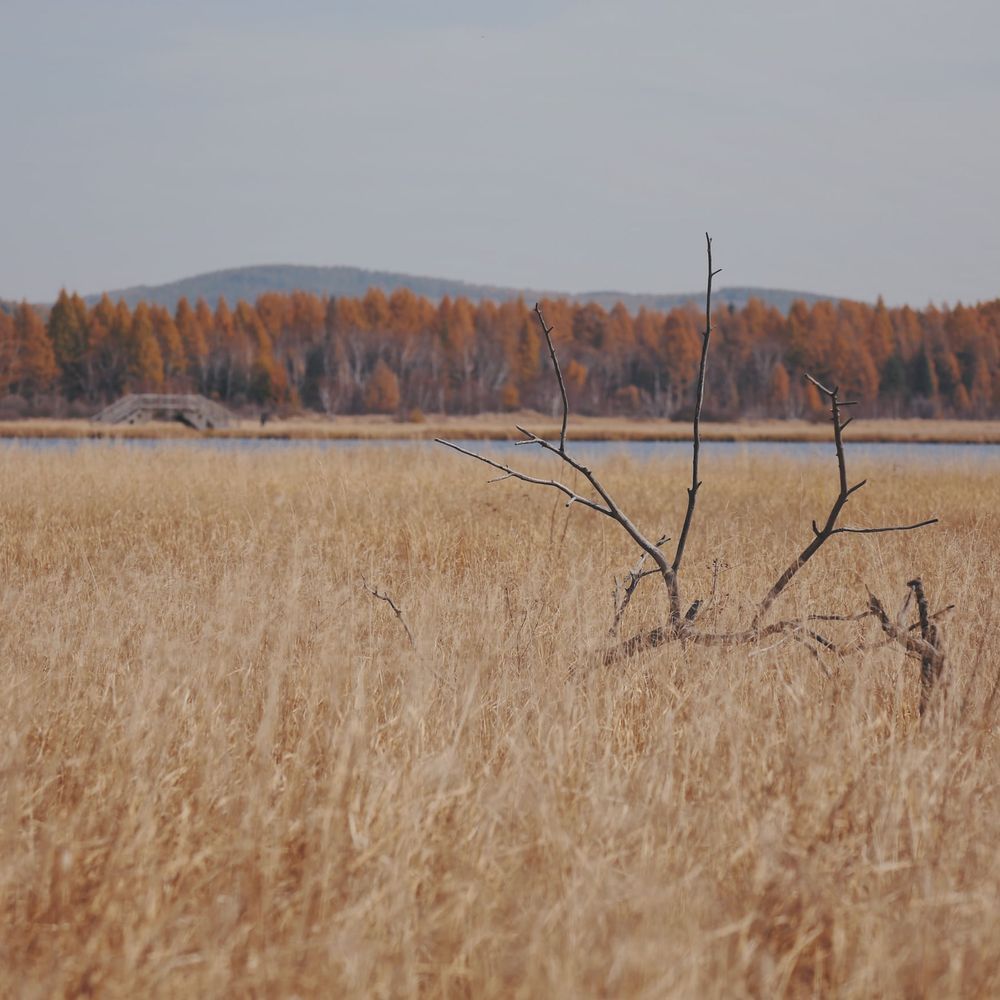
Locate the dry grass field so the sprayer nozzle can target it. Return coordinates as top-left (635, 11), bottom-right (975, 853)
top-left (3, 414), bottom-right (1000, 444)
top-left (1, 441), bottom-right (998, 997)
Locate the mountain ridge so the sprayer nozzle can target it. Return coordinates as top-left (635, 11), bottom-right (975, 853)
top-left (80, 264), bottom-right (840, 314)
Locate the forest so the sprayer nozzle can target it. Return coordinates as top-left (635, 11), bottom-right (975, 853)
top-left (1, 287), bottom-right (998, 419)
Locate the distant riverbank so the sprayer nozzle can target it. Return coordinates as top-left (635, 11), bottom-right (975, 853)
top-left (2, 414), bottom-right (1000, 444)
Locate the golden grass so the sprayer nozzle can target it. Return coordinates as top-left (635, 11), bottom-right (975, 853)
top-left (1, 443), bottom-right (998, 997)
top-left (3, 413), bottom-right (1000, 443)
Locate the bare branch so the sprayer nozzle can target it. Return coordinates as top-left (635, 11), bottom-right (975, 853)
top-left (610, 566), bottom-right (661, 637)
top-left (672, 232), bottom-right (718, 575)
top-left (361, 575), bottom-right (415, 648)
top-left (751, 375), bottom-right (935, 629)
top-left (610, 534), bottom-right (670, 637)
top-left (610, 591), bottom-right (948, 667)
top-left (807, 610), bottom-right (874, 623)
top-left (923, 604), bottom-right (956, 624)
top-left (611, 567), bottom-right (654, 637)
top-left (867, 593), bottom-right (934, 660)
top-left (612, 616), bottom-right (854, 663)
top-left (508, 424), bottom-right (684, 625)
top-left (867, 589), bottom-right (946, 714)
top-left (803, 373), bottom-right (833, 394)
top-left (786, 633), bottom-right (835, 677)
top-left (534, 303), bottom-right (568, 453)
top-left (908, 577), bottom-right (932, 636)
top-left (830, 518), bottom-right (939, 536)
top-left (907, 577), bottom-right (945, 715)
top-left (434, 438), bottom-right (612, 516)
top-left (896, 587), bottom-right (914, 628)
top-left (440, 387), bottom-right (682, 625)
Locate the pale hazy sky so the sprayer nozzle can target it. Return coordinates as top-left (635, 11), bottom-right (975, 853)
top-left (2, 0), bottom-right (998, 305)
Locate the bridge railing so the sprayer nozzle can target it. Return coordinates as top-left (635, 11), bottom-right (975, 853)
top-left (93, 394), bottom-right (234, 429)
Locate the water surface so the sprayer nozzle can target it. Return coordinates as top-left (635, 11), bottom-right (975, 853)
top-left (4, 436), bottom-right (998, 467)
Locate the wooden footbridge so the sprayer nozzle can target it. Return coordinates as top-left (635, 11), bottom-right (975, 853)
top-left (93, 394), bottom-right (234, 430)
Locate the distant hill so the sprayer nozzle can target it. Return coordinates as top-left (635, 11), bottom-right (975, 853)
top-left (81, 264), bottom-right (839, 315)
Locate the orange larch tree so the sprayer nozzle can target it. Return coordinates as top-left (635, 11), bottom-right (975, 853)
top-left (12, 302), bottom-right (58, 399)
top-left (47, 290), bottom-right (90, 399)
top-left (0, 310), bottom-right (16, 396)
top-left (151, 305), bottom-right (186, 389)
top-left (364, 358), bottom-right (400, 414)
top-left (127, 302), bottom-right (165, 391)
top-left (768, 361), bottom-right (791, 416)
top-left (175, 297), bottom-right (208, 389)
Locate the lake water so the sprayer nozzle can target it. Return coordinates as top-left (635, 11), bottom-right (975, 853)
top-left (4, 436), bottom-right (999, 466)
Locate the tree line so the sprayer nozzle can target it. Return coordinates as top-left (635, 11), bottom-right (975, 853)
top-left (1, 288), bottom-right (998, 418)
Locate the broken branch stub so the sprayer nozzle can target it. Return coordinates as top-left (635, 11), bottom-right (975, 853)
top-left (435, 236), bottom-right (948, 710)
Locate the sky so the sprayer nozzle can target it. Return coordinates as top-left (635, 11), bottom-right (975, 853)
top-left (2, 0), bottom-right (998, 306)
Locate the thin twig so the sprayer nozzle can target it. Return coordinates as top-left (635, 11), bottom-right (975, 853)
top-left (807, 611), bottom-right (874, 623)
top-left (434, 439), bottom-right (611, 516)
top-left (610, 534), bottom-right (669, 637)
top-left (361, 575), bottom-right (415, 648)
top-left (829, 519), bottom-right (938, 536)
top-left (535, 303), bottom-right (568, 453)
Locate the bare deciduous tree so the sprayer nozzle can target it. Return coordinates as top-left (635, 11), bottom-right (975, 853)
top-left (437, 236), bottom-right (949, 711)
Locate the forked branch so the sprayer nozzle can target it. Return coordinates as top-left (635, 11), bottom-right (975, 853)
top-left (868, 585), bottom-right (947, 714)
top-left (750, 375), bottom-right (938, 629)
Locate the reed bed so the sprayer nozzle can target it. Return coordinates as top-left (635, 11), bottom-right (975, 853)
top-left (3, 414), bottom-right (1000, 444)
top-left (0, 443), bottom-right (997, 997)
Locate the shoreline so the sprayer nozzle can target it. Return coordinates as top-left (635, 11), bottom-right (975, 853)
top-left (2, 415), bottom-right (1000, 445)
